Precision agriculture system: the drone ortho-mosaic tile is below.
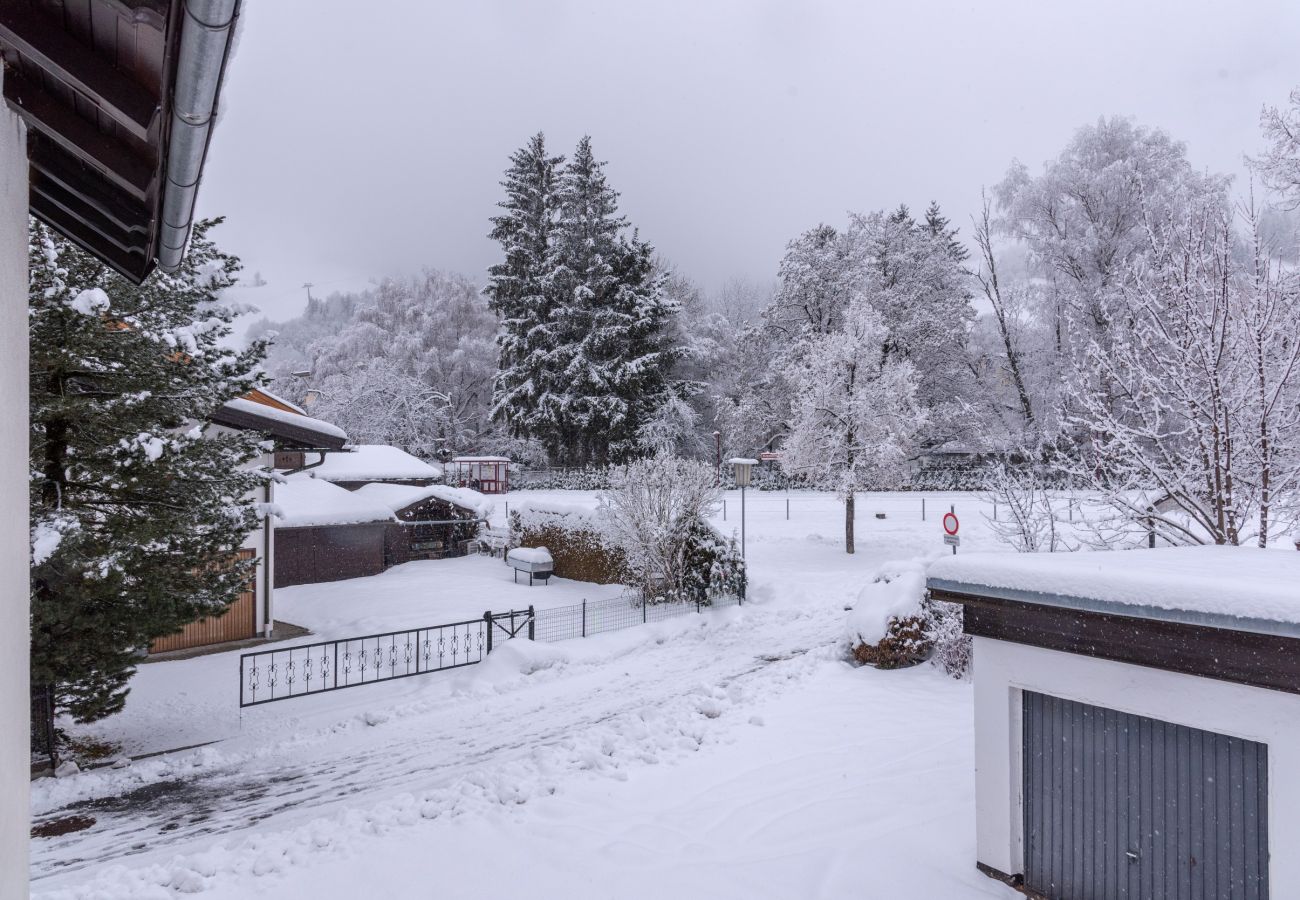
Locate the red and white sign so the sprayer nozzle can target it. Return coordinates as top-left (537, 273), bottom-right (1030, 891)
top-left (942, 511), bottom-right (960, 536)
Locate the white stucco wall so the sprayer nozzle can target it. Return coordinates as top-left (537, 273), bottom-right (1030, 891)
top-left (972, 635), bottom-right (1300, 887)
top-left (0, 68), bottom-right (30, 900)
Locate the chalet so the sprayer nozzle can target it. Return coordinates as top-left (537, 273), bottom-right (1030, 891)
top-left (929, 547), bottom-right (1300, 899)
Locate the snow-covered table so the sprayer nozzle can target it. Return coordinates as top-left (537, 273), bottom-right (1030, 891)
top-left (507, 547), bottom-right (554, 585)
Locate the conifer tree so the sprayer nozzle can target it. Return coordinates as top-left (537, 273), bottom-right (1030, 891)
top-left (922, 200), bottom-right (969, 262)
top-left (548, 136), bottom-right (679, 465)
top-left (29, 219), bottom-right (268, 728)
top-left (485, 132), bottom-right (565, 455)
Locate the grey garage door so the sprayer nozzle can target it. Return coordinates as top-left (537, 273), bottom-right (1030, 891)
top-left (1023, 691), bottom-right (1269, 900)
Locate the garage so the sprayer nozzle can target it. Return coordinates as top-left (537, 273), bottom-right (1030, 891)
top-left (1023, 690), bottom-right (1268, 899)
top-left (926, 546), bottom-right (1300, 900)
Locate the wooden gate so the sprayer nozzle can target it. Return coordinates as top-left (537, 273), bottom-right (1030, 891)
top-left (151, 548), bottom-right (258, 653)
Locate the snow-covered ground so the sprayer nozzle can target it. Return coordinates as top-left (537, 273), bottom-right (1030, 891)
top-left (32, 490), bottom-right (1019, 899)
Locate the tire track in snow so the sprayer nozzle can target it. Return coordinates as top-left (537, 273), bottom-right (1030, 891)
top-left (32, 603), bottom-right (841, 887)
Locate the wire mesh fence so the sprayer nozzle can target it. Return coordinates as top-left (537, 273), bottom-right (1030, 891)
top-left (533, 592), bottom-right (741, 643)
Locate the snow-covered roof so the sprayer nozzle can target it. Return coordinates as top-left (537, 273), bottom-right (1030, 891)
top-left (310, 445), bottom-right (442, 482)
top-left (728, 457), bottom-right (759, 465)
top-left (452, 456), bottom-right (510, 463)
top-left (215, 397), bottom-right (347, 449)
top-left (274, 476), bottom-right (395, 528)
top-left (928, 547), bottom-right (1300, 636)
top-left (353, 483), bottom-right (494, 519)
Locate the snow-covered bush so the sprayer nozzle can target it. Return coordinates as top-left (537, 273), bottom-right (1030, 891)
top-left (517, 467), bottom-right (613, 491)
top-left (602, 455), bottom-right (739, 604)
top-left (677, 520), bottom-right (746, 606)
top-left (845, 559), bottom-right (971, 677)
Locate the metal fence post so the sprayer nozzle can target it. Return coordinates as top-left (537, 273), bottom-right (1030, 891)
top-left (922, 497), bottom-right (926, 521)
top-left (993, 500), bottom-right (998, 521)
top-left (582, 599), bottom-right (587, 637)
top-left (528, 605), bottom-right (535, 641)
top-left (642, 598), bottom-right (647, 624)
top-left (723, 498), bottom-right (727, 521)
top-left (786, 497), bottom-right (789, 520)
top-left (484, 610), bottom-right (493, 653)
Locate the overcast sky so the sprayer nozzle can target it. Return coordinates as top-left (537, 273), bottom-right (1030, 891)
top-left (199, 0), bottom-right (1300, 324)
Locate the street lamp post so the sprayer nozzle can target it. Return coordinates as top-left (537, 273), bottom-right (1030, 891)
top-left (729, 458), bottom-right (757, 559)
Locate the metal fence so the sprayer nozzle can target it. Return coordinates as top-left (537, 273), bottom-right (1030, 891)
top-left (239, 593), bottom-right (740, 707)
top-left (533, 593), bottom-right (740, 643)
top-left (240, 616), bottom-right (489, 707)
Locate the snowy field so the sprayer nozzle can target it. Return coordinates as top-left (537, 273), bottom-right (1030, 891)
top-left (32, 490), bottom-right (1020, 899)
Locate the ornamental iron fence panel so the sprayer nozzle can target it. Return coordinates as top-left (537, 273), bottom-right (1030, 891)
top-left (240, 595), bottom-right (740, 708)
top-left (239, 617), bottom-right (486, 707)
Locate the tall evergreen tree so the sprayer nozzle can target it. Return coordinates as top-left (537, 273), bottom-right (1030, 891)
top-left (484, 132), bottom-right (565, 455)
top-left (548, 136), bottom-right (679, 465)
top-left (29, 219), bottom-right (268, 727)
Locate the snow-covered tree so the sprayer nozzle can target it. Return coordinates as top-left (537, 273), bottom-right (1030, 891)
top-left (486, 135), bottom-right (681, 466)
top-left (546, 137), bottom-right (681, 465)
top-left (780, 300), bottom-right (926, 553)
top-left (486, 132), bottom-right (565, 450)
top-left (995, 117), bottom-right (1230, 364)
top-left (1254, 87), bottom-right (1300, 206)
top-left (1060, 191), bottom-right (1300, 546)
top-left (29, 219), bottom-right (267, 728)
top-left (601, 455), bottom-right (728, 602)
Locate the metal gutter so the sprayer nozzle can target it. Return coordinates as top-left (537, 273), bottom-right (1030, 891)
top-left (926, 577), bottom-right (1300, 641)
top-left (157, 0), bottom-right (239, 272)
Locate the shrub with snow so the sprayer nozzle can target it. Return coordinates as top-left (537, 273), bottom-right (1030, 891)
top-left (845, 559), bottom-right (971, 677)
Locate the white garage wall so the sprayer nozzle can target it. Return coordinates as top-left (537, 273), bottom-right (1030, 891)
top-left (972, 635), bottom-right (1300, 886)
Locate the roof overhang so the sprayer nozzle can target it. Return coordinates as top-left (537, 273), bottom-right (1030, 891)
top-left (1, 0), bottom-right (241, 283)
top-left (211, 403), bottom-right (349, 452)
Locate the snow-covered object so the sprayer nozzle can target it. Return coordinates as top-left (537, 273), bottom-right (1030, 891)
top-left (66, 287), bottom-right (110, 315)
top-left (311, 445), bottom-right (443, 483)
top-left (354, 483), bottom-right (493, 519)
top-left (727, 457), bottom-right (759, 465)
top-left (845, 559), bottom-right (929, 646)
top-left (222, 397), bottom-right (347, 440)
top-left (274, 477), bottom-right (395, 528)
top-left (507, 547), bottom-right (554, 566)
top-left (928, 546), bottom-right (1300, 628)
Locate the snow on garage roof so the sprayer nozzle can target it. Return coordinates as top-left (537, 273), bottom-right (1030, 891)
top-left (353, 483), bottom-right (494, 520)
top-left (275, 476), bottom-right (395, 528)
top-left (310, 445), bottom-right (442, 482)
top-left (928, 546), bottom-right (1300, 636)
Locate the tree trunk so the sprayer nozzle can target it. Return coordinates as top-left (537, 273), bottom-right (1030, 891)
top-left (845, 492), bottom-right (855, 554)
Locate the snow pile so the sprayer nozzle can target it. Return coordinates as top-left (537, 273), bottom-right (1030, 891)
top-left (275, 476), bottom-right (395, 528)
top-left (310, 445), bottom-right (443, 482)
top-left (928, 545), bottom-right (1300, 626)
top-left (65, 287), bottom-right (110, 315)
top-left (354, 483), bottom-right (493, 519)
top-left (844, 559), bottom-right (929, 646)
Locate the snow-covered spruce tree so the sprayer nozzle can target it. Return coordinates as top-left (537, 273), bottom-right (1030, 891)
top-left (485, 132), bottom-right (566, 457)
top-left (29, 219), bottom-right (268, 728)
top-left (780, 300), bottom-right (926, 553)
top-left (547, 136), bottom-right (680, 465)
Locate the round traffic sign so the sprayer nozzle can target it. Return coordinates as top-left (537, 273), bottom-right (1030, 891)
top-left (942, 511), bottom-right (960, 536)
